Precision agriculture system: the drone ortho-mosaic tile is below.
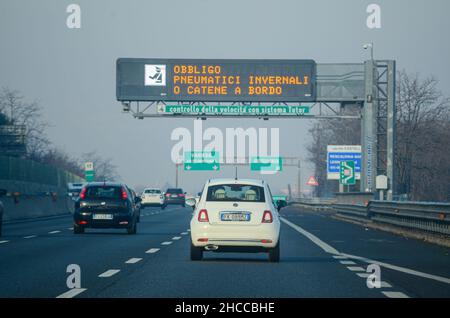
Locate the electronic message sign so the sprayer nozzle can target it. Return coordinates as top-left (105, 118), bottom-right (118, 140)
top-left (116, 59), bottom-right (316, 102)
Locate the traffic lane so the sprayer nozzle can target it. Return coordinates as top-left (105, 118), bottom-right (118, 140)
top-left (0, 205), bottom-right (191, 297)
top-left (91, 217), bottom-right (384, 298)
top-left (281, 207), bottom-right (450, 297)
top-left (2, 214), bottom-right (73, 239)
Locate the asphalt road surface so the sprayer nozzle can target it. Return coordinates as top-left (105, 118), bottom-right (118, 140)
top-left (1, 205), bottom-right (449, 298)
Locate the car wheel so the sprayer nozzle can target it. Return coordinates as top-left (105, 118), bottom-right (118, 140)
top-left (190, 243), bottom-right (203, 261)
top-left (127, 221), bottom-right (137, 235)
top-left (268, 240), bottom-right (280, 263)
top-left (182, 204), bottom-right (186, 208)
top-left (74, 224), bottom-right (84, 234)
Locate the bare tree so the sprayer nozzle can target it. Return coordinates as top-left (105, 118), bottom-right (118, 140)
top-left (0, 87), bottom-right (50, 159)
top-left (306, 71), bottom-right (450, 202)
top-left (81, 151), bottom-right (120, 182)
top-left (396, 71), bottom-right (450, 201)
top-left (39, 148), bottom-right (84, 177)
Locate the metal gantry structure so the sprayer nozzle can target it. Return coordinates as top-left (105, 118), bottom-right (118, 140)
top-left (120, 60), bottom-right (396, 200)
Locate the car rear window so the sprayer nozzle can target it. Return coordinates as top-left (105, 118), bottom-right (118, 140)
top-left (167, 188), bottom-right (182, 194)
top-left (145, 189), bottom-right (161, 194)
top-left (84, 186), bottom-right (122, 199)
top-left (206, 184), bottom-right (265, 202)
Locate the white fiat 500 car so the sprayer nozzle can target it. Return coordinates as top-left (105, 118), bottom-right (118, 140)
top-left (140, 188), bottom-right (164, 207)
top-left (188, 178), bottom-right (281, 262)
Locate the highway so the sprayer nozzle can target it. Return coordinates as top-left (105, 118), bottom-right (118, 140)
top-left (1, 205), bottom-right (449, 298)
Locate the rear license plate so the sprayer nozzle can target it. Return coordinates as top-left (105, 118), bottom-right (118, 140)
top-left (171, 195), bottom-right (178, 198)
top-left (93, 214), bottom-right (113, 220)
top-left (220, 212), bottom-right (251, 222)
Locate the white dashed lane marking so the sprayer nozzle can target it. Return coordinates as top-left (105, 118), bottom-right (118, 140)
top-left (161, 241), bottom-right (173, 246)
top-left (333, 255), bottom-right (347, 259)
top-left (23, 235), bottom-right (37, 239)
top-left (357, 273), bottom-right (371, 278)
top-left (0, 240), bottom-right (9, 244)
top-left (347, 266), bottom-right (365, 272)
top-left (382, 291), bottom-right (410, 298)
top-left (340, 260), bottom-right (356, 265)
top-left (172, 236), bottom-right (181, 240)
top-left (146, 248), bottom-right (160, 254)
top-left (98, 269), bottom-right (120, 278)
top-left (56, 288), bottom-right (87, 298)
top-left (125, 258), bottom-right (142, 264)
top-left (181, 232), bottom-right (188, 235)
top-left (48, 230), bottom-right (61, 234)
top-left (67, 227), bottom-right (73, 231)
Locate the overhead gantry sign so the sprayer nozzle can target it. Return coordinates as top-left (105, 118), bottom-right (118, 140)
top-left (116, 58), bottom-right (316, 102)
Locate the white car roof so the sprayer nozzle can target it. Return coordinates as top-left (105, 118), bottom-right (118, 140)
top-left (143, 188), bottom-right (161, 191)
top-left (206, 178), bottom-right (265, 187)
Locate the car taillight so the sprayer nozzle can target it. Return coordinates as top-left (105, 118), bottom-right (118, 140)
top-left (165, 193), bottom-right (170, 197)
top-left (198, 209), bottom-right (209, 222)
top-left (178, 193), bottom-right (185, 197)
top-left (262, 210), bottom-right (273, 223)
top-left (79, 187), bottom-right (86, 199)
top-left (121, 188), bottom-right (128, 200)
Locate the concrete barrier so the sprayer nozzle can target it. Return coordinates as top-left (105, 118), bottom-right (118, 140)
top-left (1, 194), bottom-right (73, 221)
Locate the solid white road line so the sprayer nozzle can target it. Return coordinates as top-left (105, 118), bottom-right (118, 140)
top-left (172, 236), bottom-right (181, 240)
top-left (125, 258), bottom-right (142, 264)
top-left (146, 248), bottom-right (160, 254)
top-left (98, 269), bottom-right (120, 278)
top-left (23, 235), bottom-right (37, 239)
top-left (56, 288), bottom-right (87, 298)
top-left (48, 230), bottom-right (61, 234)
top-left (0, 240), bottom-right (9, 244)
top-left (340, 260), bottom-right (356, 265)
top-left (347, 266), bottom-right (365, 272)
top-left (280, 217), bottom-right (339, 254)
top-left (341, 252), bottom-right (450, 285)
top-left (382, 291), bottom-right (409, 298)
top-left (333, 255), bottom-right (347, 259)
top-left (161, 241), bottom-right (173, 245)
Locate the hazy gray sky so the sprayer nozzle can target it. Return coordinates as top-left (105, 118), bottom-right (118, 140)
top-left (1, 0), bottom-right (449, 194)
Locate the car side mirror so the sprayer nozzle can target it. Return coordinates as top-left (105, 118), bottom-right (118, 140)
top-left (185, 198), bottom-right (196, 208)
top-left (275, 199), bottom-right (287, 211)
top-left (0, 189), bottom-right (7, 197)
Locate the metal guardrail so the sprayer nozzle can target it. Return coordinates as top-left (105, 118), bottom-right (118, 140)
top-left (292, 199), bottom-right (450, 236)
top-left (369, 201), bottom-right (450, 236)
top-left (332, 204), bottom-right (369, 219)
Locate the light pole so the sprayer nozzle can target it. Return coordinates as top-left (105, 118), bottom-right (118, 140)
top-left (363, 42), bottom-right (374, 60)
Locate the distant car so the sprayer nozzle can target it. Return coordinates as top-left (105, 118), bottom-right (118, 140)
top-left (141, 188), bottom-right (164, 208)
top-left (67, 182), bottom-right (86, 201)
top-left (188, 178), bottom-right (281, 262)
top-left (0, 189), bottom-right (7, 237)
top-left (73, 182), bottom-right (141, 234)
top-left (129, 188), bottom-right (141, 222)
top-left (163, 188), bottom-right (186, 208)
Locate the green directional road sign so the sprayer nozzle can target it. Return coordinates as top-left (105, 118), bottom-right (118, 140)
top-left (340, 160), bottom-right (355, 185)
top-left (85, 171), bottom-right (95, 182)
top-left (84, 162), bottom-right (95, 182)
top-left (272, 195), bottom-right (287, 202)
top-left (250, 156), bottom-right (282, 172)
top-left (184, 151), bottom-right (220, 171)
